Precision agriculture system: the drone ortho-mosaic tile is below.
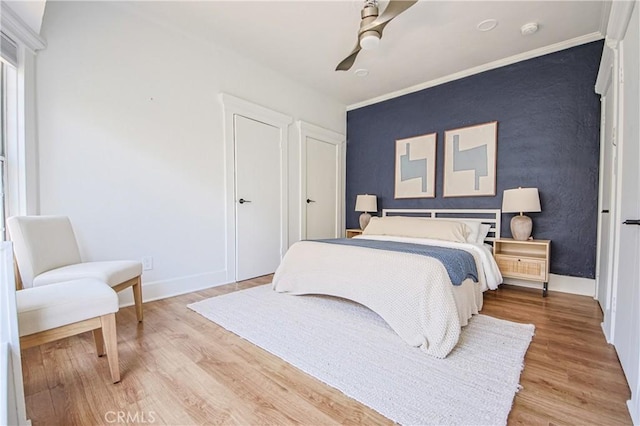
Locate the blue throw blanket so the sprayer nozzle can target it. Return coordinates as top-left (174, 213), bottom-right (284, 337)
top-left (313, 238), bottom-right (478, 286)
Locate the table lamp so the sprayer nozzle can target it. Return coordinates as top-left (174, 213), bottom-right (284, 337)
top-left (502, 187), bottom-right (541, 241)
top-left (355, 194), bottom-right (377, 230)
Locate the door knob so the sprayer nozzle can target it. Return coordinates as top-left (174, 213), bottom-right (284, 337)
top-left (306, 199), bottom-right (316, 204)
top-left (239, 198), bottom-right (252, 204)
top-left (623, 219), bottom-right (640, 225)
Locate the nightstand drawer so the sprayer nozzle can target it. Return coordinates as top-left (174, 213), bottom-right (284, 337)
top-left (495, 255), bottom-right (547, 281)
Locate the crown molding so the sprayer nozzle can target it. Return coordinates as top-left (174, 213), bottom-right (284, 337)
top-left (595, 44), bottom-right (615, 95)
top-left (599, 1), bottom-right (613, 36)
top-left (604, 0), bottom-right (636, 45)
top-left (0, 3), bottom-right (46, 52)
top-left (347, 32), bottom-right (604, 111)
top-left (594, 0), bottom-right (636, 95)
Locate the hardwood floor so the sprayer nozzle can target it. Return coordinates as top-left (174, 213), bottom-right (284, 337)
top-left (22, 278), bottom-right (632, 425)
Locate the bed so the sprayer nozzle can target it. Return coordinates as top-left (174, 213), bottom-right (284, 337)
top-left (272, 209), bottom-right (503, 358)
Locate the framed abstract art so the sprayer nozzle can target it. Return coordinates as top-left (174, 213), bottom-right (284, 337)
top-left (394, 133), bottom-right (437, 199)
top-left (443, 121), bottom-right (498, 197)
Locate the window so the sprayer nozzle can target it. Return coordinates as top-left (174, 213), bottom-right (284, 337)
top-left (0, 10), bottom-right (46, 238)
top-left (0, 62), bottom-right (7, 239)
top-left (1, 30), bottom-right (19, 241)
top-left (1, 61), bottom-right (6, 239)
top-left (0, 56), bottom-right (17, 241)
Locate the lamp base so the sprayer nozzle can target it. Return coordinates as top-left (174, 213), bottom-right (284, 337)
top-left (359, 212), bottom-right (372, 230)
top-left (510, 214), bottom-right (533, 241)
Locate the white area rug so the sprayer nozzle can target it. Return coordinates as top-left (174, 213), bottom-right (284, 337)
top-left (188, 285), bottom-right (534, 425)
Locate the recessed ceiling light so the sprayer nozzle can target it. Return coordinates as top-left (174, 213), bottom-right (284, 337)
top-left (521, 22), bottom-right (539, 36)
top-left (354, 68), bottom-right (369, 77)
top-left (477, 19), bottom-right (498, 32)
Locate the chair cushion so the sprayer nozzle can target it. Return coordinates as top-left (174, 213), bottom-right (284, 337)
top-left (33, 260), bottom-right (143, 288)
top-left (7, 216), bottom-right (82, 288)
top-left (16, 278), bottom-right (118, 337)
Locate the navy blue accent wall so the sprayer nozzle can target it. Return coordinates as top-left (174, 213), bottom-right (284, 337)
top-left (346, 41), bottom-right (603, 279)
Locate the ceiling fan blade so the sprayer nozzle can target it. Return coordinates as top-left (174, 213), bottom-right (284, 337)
top-left (374, 0), bottom-right (418, 26)
top-left (335, 0), bottom-right (417, 71)
top-left (335, 43), bottom-right (362, 71)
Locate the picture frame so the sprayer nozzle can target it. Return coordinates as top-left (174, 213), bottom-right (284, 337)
top-left (443, 121), bottom-right (498, 197)
top-left (394, 133), bottom-right (437, 199)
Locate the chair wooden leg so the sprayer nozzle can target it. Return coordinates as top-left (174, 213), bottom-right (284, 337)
top-left (101, 313), bottom-right (120, 383)
top-left (132, 276), bottom-right (143, 322)
top-left (93, 328), bottom-right (105, 357)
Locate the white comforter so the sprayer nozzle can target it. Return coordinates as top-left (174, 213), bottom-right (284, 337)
top-left (272, 235), bottom-right (502, 358)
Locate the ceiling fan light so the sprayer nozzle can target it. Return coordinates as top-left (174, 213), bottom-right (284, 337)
top-left (360, 30), bottom-right (380, 50)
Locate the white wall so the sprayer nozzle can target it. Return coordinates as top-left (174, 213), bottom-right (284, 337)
top-left (35, 1), bottom-right (346, 302)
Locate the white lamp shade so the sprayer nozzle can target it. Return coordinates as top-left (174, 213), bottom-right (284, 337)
top-left (355, 194), bottom-right (377, 213)
top-left (502, 187), bottom-right (541, 214)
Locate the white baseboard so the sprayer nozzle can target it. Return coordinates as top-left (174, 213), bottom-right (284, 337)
top-left (628, 396), bottom-right (639, 425)
top-left (601, 322), bottom-right (613, 344)
top-left (503, 273), bottom-right (595, 297)
top-left (124, 271), bottom-right (595, 304)
top-left (117, 269), bottom-right (232, 307)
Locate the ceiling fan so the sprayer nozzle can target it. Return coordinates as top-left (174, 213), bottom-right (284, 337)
top-left (335, 0), bottom-right (418, 71)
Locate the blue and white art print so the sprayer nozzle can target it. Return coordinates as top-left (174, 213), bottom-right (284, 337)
top-left (444, 122), bottom-right (497, 197)
top-left (394, 133), bottom-right (436, 199)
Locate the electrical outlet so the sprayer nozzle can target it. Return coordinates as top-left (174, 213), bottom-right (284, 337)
top-left (142, 256), bottom-right (153, 271)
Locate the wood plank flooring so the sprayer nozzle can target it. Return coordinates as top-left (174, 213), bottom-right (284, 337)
top-left (22, 278), bottom-right (632, 425)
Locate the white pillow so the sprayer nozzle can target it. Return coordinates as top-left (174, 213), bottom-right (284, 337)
top-left (460, 221), bottom-right (481, 244)
top-left (476, 224), bottom-right (491, 244)
top-left (363, 216), bottom-right (470, 243)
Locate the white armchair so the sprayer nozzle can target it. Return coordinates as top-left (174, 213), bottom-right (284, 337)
top-left (7, 216), bottom-right (144, 322)
top-left (16, 278), bottom-right (121, 383)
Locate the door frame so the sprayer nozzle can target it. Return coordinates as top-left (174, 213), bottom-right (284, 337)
top-left (220, 93), bottom-right (292, 282)
top-left (594, 2), bottom-right (639, 422)
top-left (297, 121), bottom-right (345, 241)
top-left (594, 51), bottom-right (617, 340)
top-left (595, 16), bottom-right (629, 341)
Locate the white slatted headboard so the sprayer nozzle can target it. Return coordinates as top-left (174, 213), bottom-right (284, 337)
top-left (381, 209), bottom-right (501, 243)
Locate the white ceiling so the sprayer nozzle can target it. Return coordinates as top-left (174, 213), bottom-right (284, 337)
top-left (4, 0), bottom-right (46, 34)
top-left (128, 1), bottom-right (609, 108)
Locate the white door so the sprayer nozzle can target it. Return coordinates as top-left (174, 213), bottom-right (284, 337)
top-left (305, 136), bottom-right (339, 240)
top-left (612, 13), bottom-right (640, 402)
top-left (298, 121), bottom-right (345, 241)
top-left (235, 115), bottom-right (282, 281)
top-left (596, 83), bottom-right (616, 315)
